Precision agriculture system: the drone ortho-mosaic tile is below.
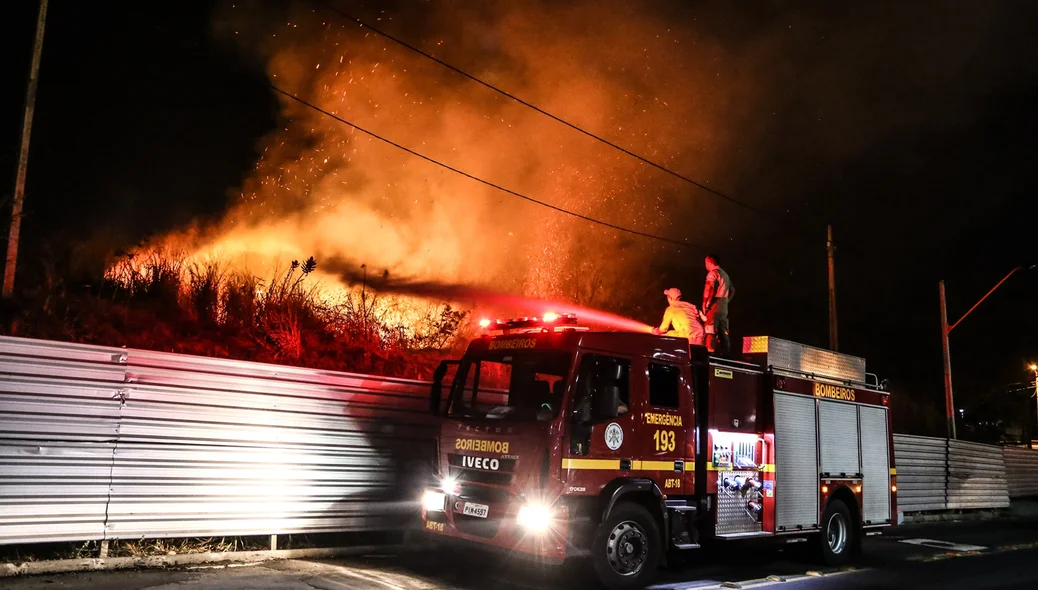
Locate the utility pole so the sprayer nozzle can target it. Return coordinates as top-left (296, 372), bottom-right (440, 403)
top-left (4, 0), bottom-right (49, 299)
top-left (939, 281), bottom-right (956, 439)
top-left (938, 265), bottom-right (1033, 441)
top-left (827, 225), bottom-right (838, 351)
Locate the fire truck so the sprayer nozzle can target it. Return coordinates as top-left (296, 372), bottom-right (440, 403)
top-left (421, 314), bottom-right (896, 589)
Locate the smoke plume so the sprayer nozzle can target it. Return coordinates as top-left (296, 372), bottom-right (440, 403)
top-left (148, 0), bottom-right (758, 318)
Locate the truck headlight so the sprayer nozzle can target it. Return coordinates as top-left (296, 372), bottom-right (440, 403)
top-left (517, 503), bottom-right (552, 533)
top-left (440, 474), bottom-right (460, 495)
top-left (423, 490), bottom-right (446, 512)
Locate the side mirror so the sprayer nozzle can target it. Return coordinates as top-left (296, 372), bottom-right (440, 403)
top-left (572, 396), bottom-right (592, 424)
top-left (430, 360), bottom-right (457, 415)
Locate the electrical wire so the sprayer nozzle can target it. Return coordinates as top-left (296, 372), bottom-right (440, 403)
top-left (270, 84), bottom-right (705, 250)
top-left (311, 0), bottom-right (814, 238)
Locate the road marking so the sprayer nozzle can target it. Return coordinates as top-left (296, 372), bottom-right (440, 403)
top-left (898, 538), bottom-right (987, 552)
top-left (654, 568), bottom-right (865, 589)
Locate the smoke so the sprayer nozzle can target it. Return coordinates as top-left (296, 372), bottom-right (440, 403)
top-left (323, 256), bottom-right (652, 332)
top-left (122, 0), bottom-right (1025, 331)
top-left (144, 0), bottom-right (756, 319)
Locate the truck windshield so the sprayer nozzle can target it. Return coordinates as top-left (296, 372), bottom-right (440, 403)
top-left (447, 351), bottom-right (572, 422)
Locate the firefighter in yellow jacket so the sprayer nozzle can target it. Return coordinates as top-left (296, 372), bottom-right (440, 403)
top-left (652, 288), bottom-right (705, 346)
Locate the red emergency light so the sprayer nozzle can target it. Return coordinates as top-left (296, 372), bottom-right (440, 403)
top-left (479, 313), bottom-right (587, 335)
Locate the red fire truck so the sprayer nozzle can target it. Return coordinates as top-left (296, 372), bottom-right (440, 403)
top-left (422, 314), bottom-right (896, 589)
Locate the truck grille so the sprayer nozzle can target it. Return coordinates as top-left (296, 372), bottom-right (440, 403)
top-left (457, 483), bottom-right (509, 505)
top-left (450, 467), bottom-right (513, 486)
top-left (447, 454), bottom-right (516, 487)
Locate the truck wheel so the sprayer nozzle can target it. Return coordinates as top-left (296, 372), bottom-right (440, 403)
top-left (817, 499), bottom-right (855, 566)
top-left (591, 502), bottom-right (661, 590)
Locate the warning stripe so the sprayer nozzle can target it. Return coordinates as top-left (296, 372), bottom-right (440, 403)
top-left (561, 459), bottom-right (620, 470)
top-left (561, 458), bottom-right (691, 472)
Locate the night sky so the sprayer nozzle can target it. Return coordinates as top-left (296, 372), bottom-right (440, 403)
top-left (2, 1), bottom-right (1036, 438)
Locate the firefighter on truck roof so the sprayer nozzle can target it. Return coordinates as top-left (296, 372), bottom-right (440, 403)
top-left (652, 287), bottom-right (705, 346)
top-left (702, 254), bottom-right (734, 356)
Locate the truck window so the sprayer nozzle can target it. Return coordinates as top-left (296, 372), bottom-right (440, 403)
top-left (573, 354), bottom-right (631, 422)
top-left (648, 363), bottom-right (681, 408)
top-left (447, 352), bottom-right (571, 422)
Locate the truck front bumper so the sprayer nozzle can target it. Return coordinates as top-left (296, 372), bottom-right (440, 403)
top-left (421, 488), bottom-right (570, 564)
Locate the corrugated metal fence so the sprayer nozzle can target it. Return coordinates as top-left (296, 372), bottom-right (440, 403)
top-left (1004, 447), bottom-right (1038, 498)
top-left (892, 434), bottom-right (1035, 512)
top-left (947, 439), bottom-right (1010, 510)
top-left (0, 336), bottom-right (437, 545)
top-left (892, 434), bottom-right (948, 512)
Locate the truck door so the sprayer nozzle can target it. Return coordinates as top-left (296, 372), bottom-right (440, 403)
top-left (563, 354), bottom-right (635, 490)
top-left (636, 360), bottom-right (689, 494)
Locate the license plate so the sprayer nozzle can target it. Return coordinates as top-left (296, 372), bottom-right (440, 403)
top-left (462, 502), bottom-right (489, 518)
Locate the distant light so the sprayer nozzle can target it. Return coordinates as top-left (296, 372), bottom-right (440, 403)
top-left (543, 311), bottom-right (559, 322)
top-left (1029, 363), bottom-right (1037, 372)
top-left (478, 318), bottom-right (491, 329)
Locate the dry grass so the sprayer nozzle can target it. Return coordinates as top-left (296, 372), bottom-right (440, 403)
top-left (5, 252), bottom-right (468, 381)
top-left (109, 536), bottom-right (268, 557)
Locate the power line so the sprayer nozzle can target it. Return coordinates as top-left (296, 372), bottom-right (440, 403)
top-left (270, 84), bottom-right (703, 250)
top-left (312, 0), bottom-right (813, 239)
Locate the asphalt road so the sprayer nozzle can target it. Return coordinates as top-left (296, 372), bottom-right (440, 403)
top-left (5, 519), bottom-right (1038, 590)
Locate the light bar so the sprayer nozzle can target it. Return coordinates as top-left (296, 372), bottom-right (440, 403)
top-left (479, 313), bottom-right (585, 335)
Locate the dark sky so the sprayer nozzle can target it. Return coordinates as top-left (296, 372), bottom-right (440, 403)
top-left (2, 1), bottom-right (1036, 437)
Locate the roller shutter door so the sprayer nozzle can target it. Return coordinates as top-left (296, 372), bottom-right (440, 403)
top-left (819, 400), bottom-right (860, 477)
top-left (774, 393), bottom-right (819, 530)
top-left (860, 405), bottom-right (891, 523)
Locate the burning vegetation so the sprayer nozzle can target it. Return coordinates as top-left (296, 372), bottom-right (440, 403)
top-left (11, 248), bottom-right (468, 379)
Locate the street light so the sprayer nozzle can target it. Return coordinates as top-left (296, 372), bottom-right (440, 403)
top-left (1030, 364), bottom-right (1038, 447)
top-left (939, 265), bottom-right (1035, 439)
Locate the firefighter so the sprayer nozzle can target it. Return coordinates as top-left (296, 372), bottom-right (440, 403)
top-left (652, 288), bottom-right (705, 346)
top-left (702, 254), bottom-right (734, 356)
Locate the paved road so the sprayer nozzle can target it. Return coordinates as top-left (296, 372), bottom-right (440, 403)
top-left (6, 519), bottom-right (1038, 590)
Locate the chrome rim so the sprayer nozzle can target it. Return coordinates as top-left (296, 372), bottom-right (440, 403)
top-left (827, 512), bottom-right (848, 554)
top-left (606, 520), bottom-right (648, 576)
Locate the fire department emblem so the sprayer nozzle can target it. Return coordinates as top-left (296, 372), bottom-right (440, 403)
top-left (604, 422), bottom-right (623, 450)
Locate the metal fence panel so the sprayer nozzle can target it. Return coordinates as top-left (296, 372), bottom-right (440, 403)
top-left (0, 442), bottom-right (115, 544)
top-left (1003, 447), bottom-right (1038, 498)
top-left (947, 440), bottom-right (1009, 509)
top-left (893, 434), bottom-right (947, 512)
top-left (0, 335), bottom-right (437, 546)
top-left (0, 338), bottom-right (127, 544)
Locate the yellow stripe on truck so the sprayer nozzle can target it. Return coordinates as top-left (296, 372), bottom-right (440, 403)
top-left (562, 459), bottom-right (690, 471)
top-left (890, 468), bottom-right (897, 475)
top-left (633, 460), bottom-right (684, 471)
top-left (562, 459), bottom-right (621, 470)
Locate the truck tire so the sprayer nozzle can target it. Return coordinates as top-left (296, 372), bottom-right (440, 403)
top-left (591, 502), bottom-right (661, 590)
top-left (817, 499), bottom-right (855, 566)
